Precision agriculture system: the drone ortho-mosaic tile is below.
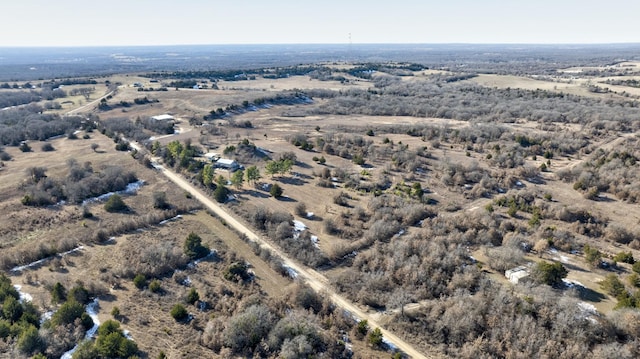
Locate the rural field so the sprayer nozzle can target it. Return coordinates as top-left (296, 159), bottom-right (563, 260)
top-left (1, 46), bottom-right (640, 358)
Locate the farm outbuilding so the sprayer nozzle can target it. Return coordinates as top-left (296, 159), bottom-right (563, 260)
top-left (215, 158), bottom-right (241, 171)
top-left (505, 266), bottom-right (529, 284)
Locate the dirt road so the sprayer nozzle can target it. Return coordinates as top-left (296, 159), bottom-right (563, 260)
top-left (65, 88), bottom-right (116, 115)
top-left (147, 159), bottom-right (432, 359)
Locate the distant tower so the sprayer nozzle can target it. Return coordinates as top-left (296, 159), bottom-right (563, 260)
top-left (348, 33), bottom-right (352, 61)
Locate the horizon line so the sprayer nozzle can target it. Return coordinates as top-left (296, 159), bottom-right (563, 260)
top-left (1, 42), bottom-right (640, 49)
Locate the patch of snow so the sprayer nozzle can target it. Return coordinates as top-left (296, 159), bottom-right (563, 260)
top-left (282, 265), bottom-right (298, 279)
top-left (123, 330), bottom-right (133, 340)
top-left (81, 180), bottom-right (145, 205)
top-left (469, 256), bottom-right (478, 263)
top-left (382, 337), bottom-right (398, 351)
top-left (578, 301), bottom-right (597, 314)
top-left (306, 212), bottom-right (314, 219)
top-left (394, 229), bottom-right (405, 237)
top-left (261, 183), bottom-right (271, 191)
top-left (13, 285), bottom-right (32, 303)
top-left (563, 279), bottom-right (585, 288)
top-left (515, 181), bottom-right (523, 187)
top-left (159, 214), bottom-right (182, 225)
top-left (310, 235), bottom-right (319, 248)
top-left (85, 299), bottom-right (100, 338)
top-left (559, 255), bottom-right (570, 263)
top-left (293, 220), bottom-right (307, 232)
top-left (11, 246), bottom-right (84, 273)
top-left (40, 310), bottom-right (54, 324)
top-left (188, 250), bottom-right (216, 269)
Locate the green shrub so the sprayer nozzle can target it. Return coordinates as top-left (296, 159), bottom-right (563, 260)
top-left (51, 301), bottom-right (85, 326)
top-left (149, 279), bottom-right (162, 293)
top-left (214, 184), bottom-right (229, 203)
top-left (69, 285), bottom-right (90, 304)
top-left (104, 194), bottom-right (127, 212)
top-left (50, 282), bottom-right (66, 304)
top-left (111, 306), bottom-right (121, 319)
top-left (133, 274), bottom-right (146, 289)
top-left (186, 288), bottom-right (200, 305)
top-left (613, 251), bottom-right (635, 264)
top-left (531, 261), bottom-right (568, 287)
top-left (368, 327), bottom-right (383, 347)
top-left (170, 304), bottom-right (188, 321)
top-left (584, 245), bottom-right (602, 268)
top-left (184, 233), bottom-right (209, 260)
top-left (270, 183), bottom-right (283, 198)
top-left (224, 262), bottom-right (250, 282)
top-left (17, 325), bottom-right (44, 355)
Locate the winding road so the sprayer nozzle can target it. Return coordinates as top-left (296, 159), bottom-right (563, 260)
top-left (141, 152), bottom-right (431, 359)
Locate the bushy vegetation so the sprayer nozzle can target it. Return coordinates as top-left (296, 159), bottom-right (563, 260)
top-left (21, 162), bottom-right (138, 206)
top-left (183, 232), bottom-right (210, 260)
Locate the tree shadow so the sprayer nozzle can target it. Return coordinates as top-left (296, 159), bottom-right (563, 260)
top-left (306, 214), bottom-right (324, 222)
top-left (279, 177), bottom-right (307, 186)
top-left (562, 262), bottom-right (589, 273)
top-left (295, 161), bottom-right (313, 169)
top-left (277, 196), bottom-right (297, 202)
top-left (576, 286), bottom-right (606, 303)
top-left (244, 190), bottom-right (270, 199)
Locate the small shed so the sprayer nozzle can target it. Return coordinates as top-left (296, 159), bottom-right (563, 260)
top-left (505, 266), bottom-right (529, 284)
top-left (215, 158), bottom-right (240, 171)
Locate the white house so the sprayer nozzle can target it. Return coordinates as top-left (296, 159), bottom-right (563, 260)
top-left (215, 158), bottom-right (240, 171)
top-left (505, 266), bottom-right (529, 284)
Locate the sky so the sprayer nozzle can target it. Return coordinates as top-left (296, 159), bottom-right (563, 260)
top-left (1, 0), bottom-right (639, 47)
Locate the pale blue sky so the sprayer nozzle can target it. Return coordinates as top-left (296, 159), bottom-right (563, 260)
top-left (1, 0), bottom-right (638, 46)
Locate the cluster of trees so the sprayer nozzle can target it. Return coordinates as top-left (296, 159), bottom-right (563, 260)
top-left (22, 162), bottom-right (138, 206)
top-left (0, 87), bottom-right (68, 108)
top-left (557, 139), bottom-right (640, 203)
top-left (0, 106), bottom-right (86, 146)
top-left (305, 79), bottom-right (640, 131)
top-left (0, 277), bottom-right (105, 358)
top-left (265, 158), bottom-right (294, 177)
top-left (388, 276), bottom-right (639, 358)
top-left (0, 274), bottom-right (43, 356)
top-left (241, 206), bottom-right (328, 267)
top-left (72, 320), bottom-right (138, 359)
top-left (135, 115), bottom-right (174, 135)
top-left (200, 283), bottom-right (356, 358)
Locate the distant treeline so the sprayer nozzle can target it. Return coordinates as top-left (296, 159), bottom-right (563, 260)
top-left (146, 63), bottom-right (426, 81)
